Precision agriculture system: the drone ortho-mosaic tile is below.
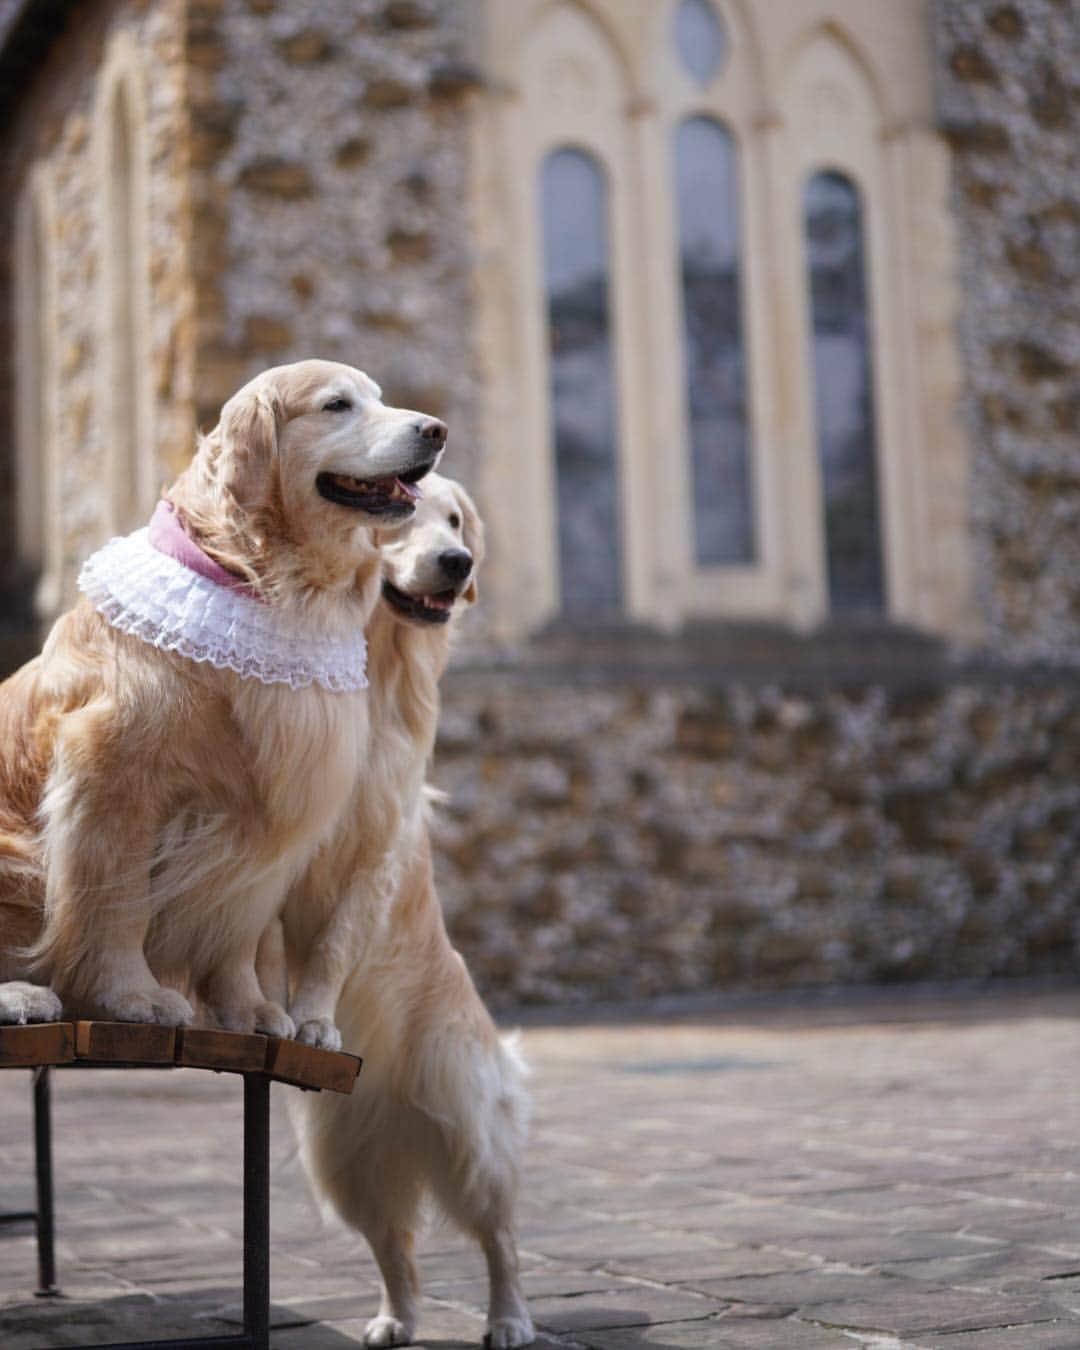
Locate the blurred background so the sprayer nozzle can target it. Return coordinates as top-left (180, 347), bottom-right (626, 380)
top-left (0, 0), bottom-right (1076, 1010)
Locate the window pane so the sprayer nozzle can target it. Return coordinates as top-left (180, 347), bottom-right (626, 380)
top-left (673, 0), bottom-right (726, 87)
top-left (804, 171), bottom-right (885, 615)
top-left (675, 116), bottom-right (755, 565)
top-left (542, 147), bottom-right (622, 614)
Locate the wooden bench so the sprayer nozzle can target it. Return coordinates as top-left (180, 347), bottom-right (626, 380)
top-left (0, 1020), bottom-right (362, 1350)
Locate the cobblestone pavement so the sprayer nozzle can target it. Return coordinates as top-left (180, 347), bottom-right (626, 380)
top-left (2, 984), bottom-right (1080, 1349)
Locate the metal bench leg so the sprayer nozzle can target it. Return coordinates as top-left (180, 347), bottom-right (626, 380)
top-left (243, 1073), bottom-right (270, 1350)
top-left (33, 1065), bottom-right (59, 1297)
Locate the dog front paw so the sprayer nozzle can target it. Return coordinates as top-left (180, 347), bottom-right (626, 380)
top-left (253, 1001), bottom-right (295, 1040)
top-left (364, 1315), bottom-right (414, 1347)
top-left (149, 988), bottom-right (196, 1026)
top-left (210, 998), bottom-right (294, 1038)
top-left (295, 1016), bottom-right (342, 1052)
top-left (94, 986), bottom-right (194, 1026)
top-left (486, 1315), bottom-right (535, 1348)
top-left (0, 982), bottom-right (63, 1026)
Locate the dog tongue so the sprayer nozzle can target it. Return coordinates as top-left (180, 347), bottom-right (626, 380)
top-left (396, 477), bottom-right (423, 502)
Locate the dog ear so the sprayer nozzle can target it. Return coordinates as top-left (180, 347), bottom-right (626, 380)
top-left (214, 383), bottom-right (284, 514)
top-left (456, 485), bottom-right (485, 605)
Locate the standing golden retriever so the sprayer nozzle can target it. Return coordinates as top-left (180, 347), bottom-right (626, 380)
top-left (0, 359), bottom-right (444, 1034)
top-left (270, 475), bottom-right (534, 1349)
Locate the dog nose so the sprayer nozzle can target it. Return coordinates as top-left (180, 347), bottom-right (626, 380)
top-left (439, 549), bottom-right (473, 583)
top-left (415, 418), bottom-right (447, 446)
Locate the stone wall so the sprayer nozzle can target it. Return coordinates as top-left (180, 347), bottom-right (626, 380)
top-left (433, 665), bottom-right (1079, 1007)
top-left (932, 0), bottom-right (1079, 664)
top-left (0, 0), bottom-right (195, 610)
top-left (186, 0), bottom-right (481, 483)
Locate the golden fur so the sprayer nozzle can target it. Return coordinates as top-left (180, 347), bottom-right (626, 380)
top-left (266, 476), bottom-right (534, 1349)
top-left (0, 359), bottom-right (444, 1033)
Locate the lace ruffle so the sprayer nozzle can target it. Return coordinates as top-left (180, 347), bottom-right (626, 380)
top-left (78, 529), bottom-right (368, 692)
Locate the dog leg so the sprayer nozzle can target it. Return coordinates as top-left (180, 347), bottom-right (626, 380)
top-left (255, 919), bottom-right (289, 1009)
top-left (363, 1226), bottom-right (420, 1348)
top-left (201, 956), bottom-right (295, 1039)
top-left (39, 761), bottom-right (194, 1027)
top-left (431, 1182), bottom-right (533, 1347)
top-left (423, 1039), bottom-right (534, 1347)
top-left (480, 1224), bottom-right (534, 1349)
top-left (0, 981), bottom-right (63, 1025)
top-left (436, 1175), bottom-right (533, 1348)
top-left (288, 901), bottom-right (358, 1051)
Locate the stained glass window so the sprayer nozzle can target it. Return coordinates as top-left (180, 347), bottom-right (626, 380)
top-left (542, 147), bottom-right (623, 614)
top-left (675, 116), bottom-right (755, 565)
top-left (804, 171), bottom-right (885, 614)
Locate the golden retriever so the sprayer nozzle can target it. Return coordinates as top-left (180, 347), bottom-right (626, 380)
top-left (0, 359), bottom-right (444, 1034)
top-left (266, 474), bottom-right (534, 1349)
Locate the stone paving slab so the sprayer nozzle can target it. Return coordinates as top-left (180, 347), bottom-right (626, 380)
top-left (918, 1329), bottom-right (1080, 1350)
top-left (2, 984), bottom-right (1080, 1347)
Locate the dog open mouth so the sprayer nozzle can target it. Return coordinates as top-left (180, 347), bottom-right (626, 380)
top-left (382, 580), bottom-right (456, 625)
top-left (317, 460), bottom-right (434, 516)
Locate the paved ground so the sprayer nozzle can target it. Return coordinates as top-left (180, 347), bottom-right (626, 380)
top-left (2, 983), bottom-right (1080, 1348)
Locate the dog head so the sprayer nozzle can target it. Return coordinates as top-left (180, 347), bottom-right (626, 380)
top-left (216, 360), bottom-right (445, 526)
top-left (378, 473), bottom-right (485, 628)
top-left (174, 360), bottom-right (447, 600)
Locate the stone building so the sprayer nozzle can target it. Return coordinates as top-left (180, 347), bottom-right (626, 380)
top-left (0, 0), bottom-right (1076, 1004)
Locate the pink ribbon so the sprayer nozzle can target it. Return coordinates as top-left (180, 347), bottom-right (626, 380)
top-left (148, 501), bottom-right (261, 600)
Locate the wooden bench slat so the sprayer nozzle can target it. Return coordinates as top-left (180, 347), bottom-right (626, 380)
top-left (0, 1019), bottom-right (361, 1094)
top-left (0, 1021), bottom-right (75, 1067)
top-left (175, 1027), bottom-right (268, 1073)
top-left (265, 1037), bottom-right (361, 1094)
top-left (75, 1020), bottom-right (176, 1063)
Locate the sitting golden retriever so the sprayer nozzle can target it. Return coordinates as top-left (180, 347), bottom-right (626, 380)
top-left (265, 474), bottom-right (534, 1349)
top-left (0, 359), bottom-right (444, 1034)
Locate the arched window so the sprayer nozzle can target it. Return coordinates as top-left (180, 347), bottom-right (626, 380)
top-left (803, 170), bottom-right (885, 615)
top-left (541, 147), bottom-right (622, 615)
top-left (102, 76), bottom-right (147, 532)
top-left (674, 115), bottom-right (754, 565)
top-left (12, 170), bottom-right (58, 618)
top-left (473, 0), bottom-right (971, 638)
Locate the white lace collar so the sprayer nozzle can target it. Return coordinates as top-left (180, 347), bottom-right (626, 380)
top-left (78, 527), bottom-right (368, 692)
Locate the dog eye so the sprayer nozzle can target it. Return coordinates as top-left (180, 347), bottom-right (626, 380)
top-left (323, 397), bottom-right (352, 413)
top-left (448, 512), bottom-right (461, 530)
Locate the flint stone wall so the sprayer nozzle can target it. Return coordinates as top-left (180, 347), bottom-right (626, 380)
top-left (933, 0), bottom-right (1080, 664)
top-left (433, 659), bottom-right (1079, 1007)
top-left (187, 0), bottom-right (481, 484)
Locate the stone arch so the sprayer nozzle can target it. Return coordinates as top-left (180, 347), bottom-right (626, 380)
top-left (96, 30), bottom-right (155, 535)
top-left (522, 0), bottom-right (640, 102)
top-left (784, 20), bottom-right (888, 136)
top-left (715, 0), bottom-right (770, 119)
top-left (12, 163), bottom-right (60, 620)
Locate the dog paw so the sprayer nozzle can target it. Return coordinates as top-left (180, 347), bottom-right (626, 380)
top-left (149, 988), bottom-right (196, 1026)
top-left (253, 1001), bottom-right (295, 1040)
top-left (364, 1315), bottom-right (414, 1347)
top-left (97, 987), bottom-right (194, 1026)
top-left (485, 1316), bottom-right (535, 1348)
top-left (295, 1017), bottom-right (342, 1052)
top-left (0, 982), bottom-right (63, 1026)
